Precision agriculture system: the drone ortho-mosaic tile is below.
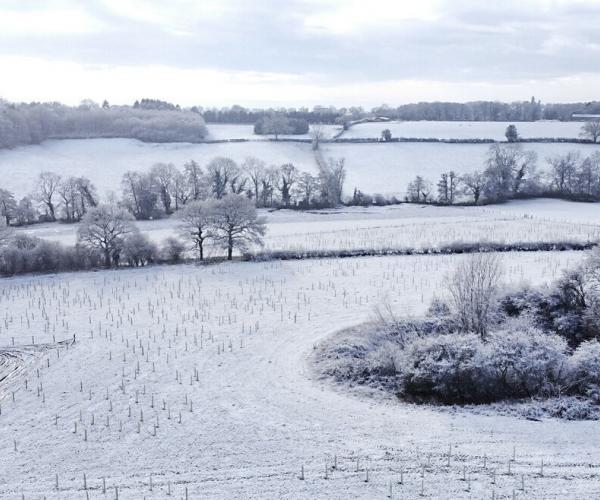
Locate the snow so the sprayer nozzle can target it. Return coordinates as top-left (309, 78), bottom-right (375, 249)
top-left (206, 123), bottom-right (342, 141)
top-left (0, 139), bottom-right (317, 198)
top-left (341, 120), bottom-right (586, 141)
top-left (2, 250), bottom-right (598, 499)
top-left (18, 204), bottom-right (600, 255)
top-left (498, 198), bottom-right (600, 225)
top-left (322, 142), bottom-right (600, 196)
top-left (3, 138), bottom-right (600, 200)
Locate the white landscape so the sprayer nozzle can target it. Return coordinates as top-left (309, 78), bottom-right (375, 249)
top-left (1, 137), bottom-right (600, 199)
top-left (4, 1), bottom-right (600, 499)
top-left (0, 251), bottom-right (593, 499)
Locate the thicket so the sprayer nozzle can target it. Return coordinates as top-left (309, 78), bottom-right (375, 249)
top-left (316, 251), bottom-right (600, 419)
top-left (0, 99), bottom-right (207, 149)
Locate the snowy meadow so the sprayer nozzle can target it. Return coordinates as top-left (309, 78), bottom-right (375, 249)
top-left (2, 251), bottom-right (598, 499)
top-left (3, 125), bottom-right (600, 499)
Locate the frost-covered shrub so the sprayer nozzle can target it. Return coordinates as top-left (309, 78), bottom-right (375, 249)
top-left (534, 397), bottom-right (600, 420)
top-left (498, 269), bottom-right (600, 348)
top-left (398, 333), bottom-right (489, 403)
top-left (498, 287), bottom-right (544, 317)
top-left (484, 329), bottom-right (569, 399)
top-left (161, 237), bottom-right (186, 263)
top-left (121, 232), bottom-right (157, 267)
top-left (397, 328), bottom-right (569, 404)
top-left (427, 297), bottom-right (451, 318)
top-left (570, 340), bottom-right (600, 398)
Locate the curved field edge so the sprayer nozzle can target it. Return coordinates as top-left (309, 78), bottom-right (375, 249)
top-left (311, 323), bottom-right (600, 421)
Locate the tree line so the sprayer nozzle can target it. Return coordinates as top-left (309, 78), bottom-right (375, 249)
top-left (0, 193), bottom-right (267, 276)
top-left (405, 144), bottom-right (600, 205)
top-left (198, 99), bottom-right (600, 125)
top-left (0, 156), bottom-right (347, 227)
top-left (0, 99), bottom-right (208, 149)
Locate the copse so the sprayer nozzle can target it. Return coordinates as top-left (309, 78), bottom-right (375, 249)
top-left (0, 99), bottom-right (208, 149)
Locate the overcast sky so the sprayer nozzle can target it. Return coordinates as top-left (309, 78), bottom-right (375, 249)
top-left (1, 0), bottom-right (600, 107)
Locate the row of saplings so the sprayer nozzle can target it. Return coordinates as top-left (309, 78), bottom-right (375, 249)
top-left (375, 253), bottom-right (600, 415)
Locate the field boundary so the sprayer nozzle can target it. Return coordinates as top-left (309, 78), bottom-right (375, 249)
top-left (244, 240), bottom-right (596, 262)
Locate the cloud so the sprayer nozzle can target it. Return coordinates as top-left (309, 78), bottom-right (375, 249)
top-left (1, 0), bottom-right (600, 105)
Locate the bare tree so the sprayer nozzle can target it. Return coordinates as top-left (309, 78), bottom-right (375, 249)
top-left (121, 171), bottom-right (158, 219)
top-left (74, 177), bottom-right (98, 213)
top-left (296, 172), bottom-right (318, 206)
top-left (177, 199), bottom-right (217, 260)
top-left (150, 163), bottom-right (177, 214)
top-left (406, 175), bottom-right (432, 203)
top-left (310, 123), bottom-right (326, 150)
top-left (14, 197), bottom-right (37, 225)
top-left (446, 253), bottom-right (503, 340)
top-left (318, 158), bottom-right (346, 207)
top-left (183, 160), bottom-right (206, 201)
top-left (207, 157), bottom-right (238, 199)
top-left (278, 163), bottom-right (298, 207)
top-left (580, 120), bottom-right (600, 143)
top-left (35, 171), bottom-right (61, 221)
top-left (461, 171), bottom-right (485, 204)
top-left (260, 167), bottom-right (279, 207)
top-left (77, 204), bottom-right (136, 267)
top-left (547, 151), bottom-right (580, 194)
top-left (58, 177), bottom-right (76, 222)
top-left (212, 195), bottom-right (267, 260)
top-left (242, 157), bottom-right (266, 206)
top-left (484, 144), bottom-right (537, 200)
top-left (172, 169), bottom-right (190, 209)
top-left (0, 188), bottom-right (17, 225)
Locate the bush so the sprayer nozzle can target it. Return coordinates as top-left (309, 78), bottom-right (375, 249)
top-left (121, 232), bottom-right (157, 267)
top-left (570, 340), bottom-right (600, 397)
top-left (484, 329), bottom-right (568, 399)
top-left (397, 328), bottom-right (569, 404)
top-left (161, 237), bottom-right (186, 263)
top-left (398, 333), bottom-right (487, 403)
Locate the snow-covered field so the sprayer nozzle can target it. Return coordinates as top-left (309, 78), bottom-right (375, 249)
top-left (341, 120), bottom-right (585, 141)
top-left (322, 142), bottom-right (600, 196)
top-left (18, 202), bottom-right (600, 256)
top-left (3, 135), bottom-right (600, 200)
top-left (206, 123), bottom-right (341, 141)
top-left (0, 139), bottom-right (316, 198)
top-left (2, 250), bottom-right (598, 499)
